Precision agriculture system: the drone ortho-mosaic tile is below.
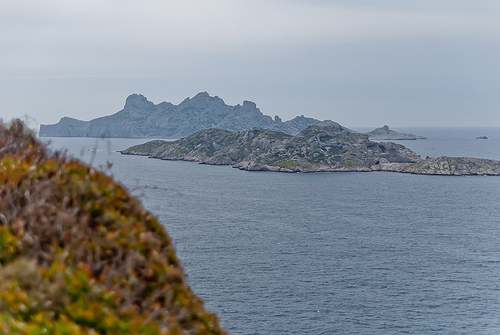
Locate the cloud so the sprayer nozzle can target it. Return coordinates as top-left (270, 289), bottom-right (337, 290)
top-left (1, 0), bottom-right (499, 126)
top-left (2, 0), bottom-right (498, 77)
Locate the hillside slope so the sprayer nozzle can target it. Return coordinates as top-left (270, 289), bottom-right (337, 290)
top-left (0, 120), bottom-right (226, 334)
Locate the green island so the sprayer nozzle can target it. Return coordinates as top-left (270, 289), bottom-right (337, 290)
top-left (0, 120), bottom-right (226, 334)
top-left (121, 124), bottom-right (500, 176)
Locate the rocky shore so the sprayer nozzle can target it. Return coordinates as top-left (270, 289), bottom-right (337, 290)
top-left (120, 124), bottom-right (500, 176)
top-left (372, 156), bottom-right (500, 175)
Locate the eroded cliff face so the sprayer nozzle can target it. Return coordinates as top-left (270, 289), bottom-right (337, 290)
top-left (0, 120), bottom-right (226, 334)
top-left (39, 92), bottom-right (337, 138)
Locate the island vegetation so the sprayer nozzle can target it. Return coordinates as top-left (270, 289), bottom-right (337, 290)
top-left (121, 124), bottom-right (500, 176)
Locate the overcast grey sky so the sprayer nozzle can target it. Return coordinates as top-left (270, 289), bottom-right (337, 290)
top-left (1, 0), bottom-right (499, 128)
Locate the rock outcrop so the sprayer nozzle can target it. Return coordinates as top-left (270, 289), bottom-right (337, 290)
top-left (366, 125), bottom-right (426, 140)
top-left (39, 92), bottom-right (337, 138)
top-left (120, 124), bottom-right (418, 172)
top-left (0, 120), bottom-right (226, 334)
top-left (373, 156), bottom-right (500, 175)
top-left (121, 124), bottom-right (500, 175)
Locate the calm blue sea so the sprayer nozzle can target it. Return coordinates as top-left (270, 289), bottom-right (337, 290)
top-left (43, 127), bottom-right (500, 334)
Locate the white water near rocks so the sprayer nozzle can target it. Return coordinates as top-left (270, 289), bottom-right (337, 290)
top-left (43, 127), bottom-right (500, 334)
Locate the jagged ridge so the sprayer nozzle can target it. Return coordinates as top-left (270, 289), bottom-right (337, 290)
top-left (39, 92), bottom-right (337, 138)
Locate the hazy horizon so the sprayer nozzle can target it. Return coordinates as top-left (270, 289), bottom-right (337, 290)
top-left (1, 1), bottom-right (499, 128)
top-left (22, 91), bottom-right (500, 131)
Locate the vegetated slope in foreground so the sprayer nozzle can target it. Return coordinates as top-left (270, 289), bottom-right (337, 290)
top-left (0, 120), bottom-right (226, 335)
top-left (121, 124), bottom-right (500, 175)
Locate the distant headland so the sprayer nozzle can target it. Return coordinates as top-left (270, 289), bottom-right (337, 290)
top-left (39, 92), bottom-right (426, 141)
top-left (120, 124), bottom-right (500, 176)
top-left (39, 92), bottom-right (337, 138)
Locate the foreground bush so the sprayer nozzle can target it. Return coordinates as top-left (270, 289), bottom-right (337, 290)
top-left (0, 120), bottom-right (226, 334)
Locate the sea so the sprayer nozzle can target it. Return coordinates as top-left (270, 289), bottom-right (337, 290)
top-left (42, 127), bottom-right (500, 334)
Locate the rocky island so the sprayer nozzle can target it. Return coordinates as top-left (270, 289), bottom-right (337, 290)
top-left (120, 124), bottom-right (500, 175)
top-left (39, 92), bottom-right (336, 138)
top-left (365, 125), bottom-right (426, 140)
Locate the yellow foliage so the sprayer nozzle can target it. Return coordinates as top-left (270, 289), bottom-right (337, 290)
top-left (0, 120), bottom-right (226, 334)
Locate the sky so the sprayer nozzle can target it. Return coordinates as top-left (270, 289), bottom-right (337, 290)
top-left (1, 0), bottom-right (499, 129)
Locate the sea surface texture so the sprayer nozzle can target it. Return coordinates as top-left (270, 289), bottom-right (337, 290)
top-left (45, 127), bottom-right (500, 334)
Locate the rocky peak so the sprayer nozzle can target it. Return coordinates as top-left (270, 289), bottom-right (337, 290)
top-left (124, 94), bottom-right (154, 110)
top-left (242, 100), bottom-right (257, 109)
top-left (123, 94), bottom-right (155, 121)
top-left (179, 91), bottom-right (225, 110)
top-left (230, 100), bottom-right (263, 118)
top-left (193, 91), bottom-right (210, 99)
